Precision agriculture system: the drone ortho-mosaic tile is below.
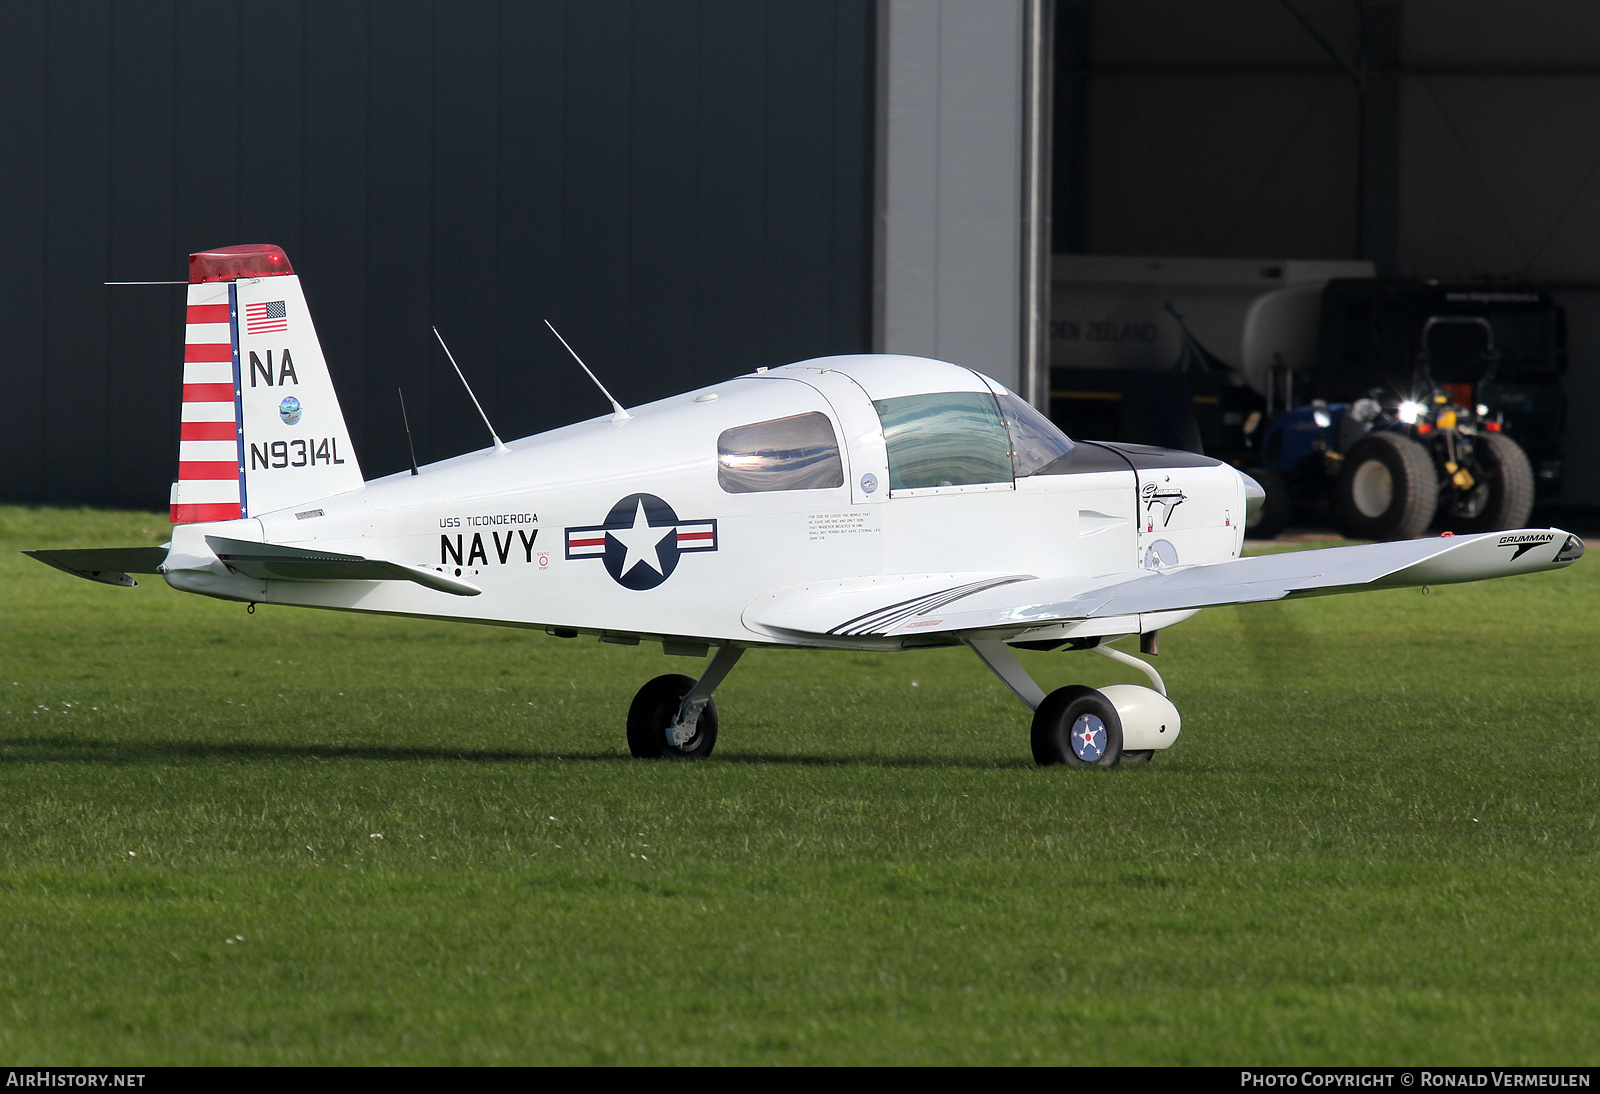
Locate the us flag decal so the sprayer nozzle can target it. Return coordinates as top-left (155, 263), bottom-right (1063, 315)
top-left (245, 300), bottom-right (288, 336)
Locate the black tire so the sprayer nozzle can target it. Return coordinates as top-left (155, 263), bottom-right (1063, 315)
top-left (1334, 431), bottom-right (1439, 541)
top-left (1449, 432), bottom-right (1535, 534)
top-left (1243, 467), bottom-right (1292, 540)
top-left (1031, 685), bottom-right (1124, 768)
top-left (626, 674), bottom-right (718, 760)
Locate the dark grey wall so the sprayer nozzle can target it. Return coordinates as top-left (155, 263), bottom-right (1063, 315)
top-left (0, 0), bottom-right (875, 510)
top-left (1054, 0), bottom-right (1364, 262)
top-left (1053, 0), bottom-right (1600, 282)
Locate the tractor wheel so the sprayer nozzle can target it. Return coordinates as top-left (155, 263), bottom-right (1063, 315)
top-left (1243, 467), bottom-right (1292, 540)
top-left (1448, 432), bottom-right (1536, 534)
top-left (1334, 432), bottom-right (1439, 541)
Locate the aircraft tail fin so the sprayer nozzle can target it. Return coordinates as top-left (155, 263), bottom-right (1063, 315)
top-left (171, 245), bottom-right (364, 523)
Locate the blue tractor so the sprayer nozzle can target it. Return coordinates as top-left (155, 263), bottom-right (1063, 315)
top-left (1247, 390), bottom-right (1534, 541)
top-left (1048, 276), bottom-right (1561, 541)
top-left (1241, 280), bottom-right (1557, 540)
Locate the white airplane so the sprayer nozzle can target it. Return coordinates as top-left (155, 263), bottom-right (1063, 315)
top-left (29, 245), bottom-right (1586, 767)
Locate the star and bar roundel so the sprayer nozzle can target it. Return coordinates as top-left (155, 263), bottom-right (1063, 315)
top-left (564, 493), bottom-right (717, 590)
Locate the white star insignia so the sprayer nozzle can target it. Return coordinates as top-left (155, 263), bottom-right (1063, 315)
top-left (606, 498), bottom-right (673, 578)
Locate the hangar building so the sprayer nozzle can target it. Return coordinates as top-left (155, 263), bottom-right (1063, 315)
top-left (4, 0), bottom-right (1600, 509)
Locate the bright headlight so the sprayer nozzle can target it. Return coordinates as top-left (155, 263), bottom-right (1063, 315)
top-left (1312, 409), bottom-right (1331, 429)
top-left (1398, 400), bottom-right (1425, 424)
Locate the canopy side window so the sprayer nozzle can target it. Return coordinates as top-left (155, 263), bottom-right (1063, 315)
top-left (717, 411), bottom-right (846, 493)
top-left (873, 392), bottom-right (1014, 491)
top-left (996, 392), bottom-right (1074, 477)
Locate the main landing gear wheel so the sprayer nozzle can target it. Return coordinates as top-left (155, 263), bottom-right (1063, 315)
top-left (1335, 431), bottom-right (1439, 541)
top-left (627, 674), bottom-right (718, 759)
top-left (1031, 685), bottom-right (1124, 768)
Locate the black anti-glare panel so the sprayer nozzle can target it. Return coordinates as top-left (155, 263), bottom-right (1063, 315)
top-left (0, 0), bottom-right (875, 510)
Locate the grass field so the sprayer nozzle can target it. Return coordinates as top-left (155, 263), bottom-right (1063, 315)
top-left (1, 503), bottom-right (1597, 1065)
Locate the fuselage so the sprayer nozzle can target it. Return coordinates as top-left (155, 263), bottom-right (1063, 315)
top-left (164, 355), bottom-right (1252, 650)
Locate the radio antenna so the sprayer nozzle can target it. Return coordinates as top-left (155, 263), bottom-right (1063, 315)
top-left (543, 320), bottom-right (632, 423)
top-left (396, 387), bottom-right (420, 475)
top-left (433, 326), bottom-right (509, 453)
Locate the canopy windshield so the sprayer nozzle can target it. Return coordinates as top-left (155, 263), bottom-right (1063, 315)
top-left (873, 392), bottom-right (1014, 490)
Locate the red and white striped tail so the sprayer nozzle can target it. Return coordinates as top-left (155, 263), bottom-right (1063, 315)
top-left (170, 245), bottom-right (362, 523)
top-left (171, 284), bottom-right (243, 522)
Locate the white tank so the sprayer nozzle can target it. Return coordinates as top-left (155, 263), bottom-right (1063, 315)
top-left (1239, 281), bottom-right (1328, 396)
top-left (1050, 255), bottom-right (1374, 396)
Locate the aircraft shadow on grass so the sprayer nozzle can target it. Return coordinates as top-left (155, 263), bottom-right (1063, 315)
top-left (0, 736), bottom-right (1035, 770)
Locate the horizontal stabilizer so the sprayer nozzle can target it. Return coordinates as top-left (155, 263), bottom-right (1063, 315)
top-left (205, 536), bottom-right (480, 596)
top-left (23, 546), bottom-right (170, 587)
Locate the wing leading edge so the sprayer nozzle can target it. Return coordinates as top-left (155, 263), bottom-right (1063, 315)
top-left (745, 529), bottom-right (1583, 642)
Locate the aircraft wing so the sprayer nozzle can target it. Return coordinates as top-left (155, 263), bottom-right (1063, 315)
top-left (204, 537), bottom-right (481, 596)
top-left (745, 529), bottom-right (1583, 641)
top-left (743, 572), bottom-right (1038, 639)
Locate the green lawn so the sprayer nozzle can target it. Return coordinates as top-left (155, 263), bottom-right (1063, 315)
top-left (1, 504), bottom-right (1596, 1064)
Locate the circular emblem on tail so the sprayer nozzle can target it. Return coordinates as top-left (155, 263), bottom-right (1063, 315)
top-left (278, 396), bottom-right (302, 425)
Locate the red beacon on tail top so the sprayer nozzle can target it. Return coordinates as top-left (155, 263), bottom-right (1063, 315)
top-left (188, 244), bottom-right (293, 284)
